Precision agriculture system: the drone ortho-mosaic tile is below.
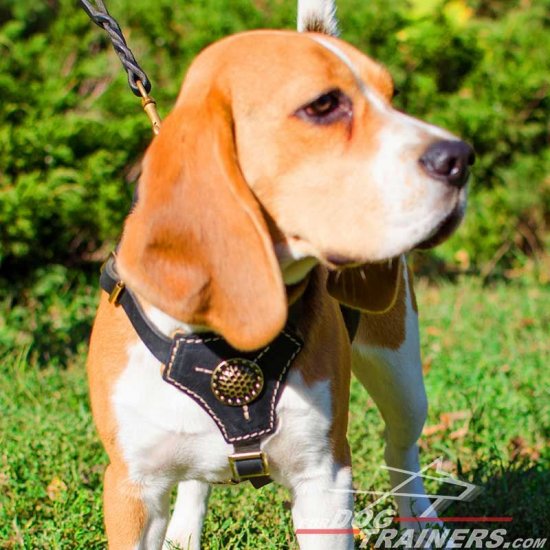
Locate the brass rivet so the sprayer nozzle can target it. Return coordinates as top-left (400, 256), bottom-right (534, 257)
top-left (211, 359), bottom-right (264, 407)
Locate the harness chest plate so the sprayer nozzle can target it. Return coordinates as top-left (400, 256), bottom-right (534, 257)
top-left (162, 329), bottom-right (302, 443)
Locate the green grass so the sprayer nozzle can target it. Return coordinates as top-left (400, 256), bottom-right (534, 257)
top-left (1, 276), bottom-right (548, 548)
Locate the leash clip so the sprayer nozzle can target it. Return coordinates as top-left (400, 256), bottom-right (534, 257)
top-left (137, 80), bottom-right (161, 135)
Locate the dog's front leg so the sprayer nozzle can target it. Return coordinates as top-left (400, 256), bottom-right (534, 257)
top-left (352, 265), bottom-right (436, 529)
top-left (268, 370), bottom-right (354, 550)
top-left (104, 463), bottom-right (171, 550)
top-left (291, 465), bottom-right (355, 550)
top-left (164, 480), bottom-right (210, 550)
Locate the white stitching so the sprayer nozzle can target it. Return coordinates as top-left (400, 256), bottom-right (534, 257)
top-left (266, 331), bottom-right (302, 435)
top-left (171, 331), bottom-right (224, 344)
top-left (177, 336), bottom-right (222, 343)
top-left (166, 338), bottom-right (231, 440)
top-left (254, 345), bottom-right (271, 361)
top-left (165, 329), bottom-right (303, 443)
top-left (194, 367), bottom-right (213, 374)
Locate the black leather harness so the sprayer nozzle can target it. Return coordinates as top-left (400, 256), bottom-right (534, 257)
top-left (100, 256), bottom-right (359, 488)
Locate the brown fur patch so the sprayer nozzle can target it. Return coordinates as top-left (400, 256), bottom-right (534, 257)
top-left (354, 264), bottom-right (409, 350)
top-left (117, 81), bottom-right (286, 352)
top-left (104, 463), bottom-right (147, 548)
top-left (293, 268), bottom-right (351, 466)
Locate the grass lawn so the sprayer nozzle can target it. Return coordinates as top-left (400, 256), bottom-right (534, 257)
top-left (1, 275), bottom-right (548, 549)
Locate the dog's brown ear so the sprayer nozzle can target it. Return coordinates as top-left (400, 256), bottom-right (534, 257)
top-left (326, 260), bottom-right (402, 313)
top-left (117, 86), bottom-right (286, 351)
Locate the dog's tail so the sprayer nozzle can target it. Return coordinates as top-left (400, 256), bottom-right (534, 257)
top-left (297, 0), bottom-right (339, 36)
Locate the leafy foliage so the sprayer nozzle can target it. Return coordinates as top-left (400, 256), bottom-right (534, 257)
top-left (0, 265), bottom-right (97, 366)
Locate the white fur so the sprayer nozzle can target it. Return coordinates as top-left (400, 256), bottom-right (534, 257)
top-left (165, 480), bottom-right (210, 550)
top-left (266, 371), bottom-right (354, 550)
top-left (369, 125), bottom-right (467, 259)
top-left (298, 0), bottom-right (338, 34)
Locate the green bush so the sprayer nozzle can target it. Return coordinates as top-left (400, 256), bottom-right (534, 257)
top-left (0, 265), bottom-right (97, 366)
top-left (0, 0), bottom-right (548, 362)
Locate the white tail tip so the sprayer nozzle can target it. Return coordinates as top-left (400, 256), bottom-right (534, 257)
top-left (298, 0), bottom-right (339, 36)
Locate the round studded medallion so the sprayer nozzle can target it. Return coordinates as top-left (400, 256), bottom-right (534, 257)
top-left (210, 359), bottom-right (264, 406)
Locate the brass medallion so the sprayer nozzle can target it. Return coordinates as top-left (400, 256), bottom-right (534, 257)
top-left (211, 359), bottom-right (264, 406)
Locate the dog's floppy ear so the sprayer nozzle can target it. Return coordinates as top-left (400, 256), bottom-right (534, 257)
top-left (117, 86), bottom-right (286, 351)
top-left (326, 260), bottom-right (402, 313)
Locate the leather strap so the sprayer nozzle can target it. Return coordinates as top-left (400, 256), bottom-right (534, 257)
top-left (99, 256), bottom-right (287, 489)
top-left (101, 255), bottom-right (359, 349)
top-left (100, 257), bottom-right (173, 364)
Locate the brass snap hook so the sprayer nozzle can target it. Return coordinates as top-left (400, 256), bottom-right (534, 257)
top-left (137, 80), bottom-right (162, 135)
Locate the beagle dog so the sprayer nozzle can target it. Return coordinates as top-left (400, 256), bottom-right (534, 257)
top-left (87, 2), bottom-right (474, 548)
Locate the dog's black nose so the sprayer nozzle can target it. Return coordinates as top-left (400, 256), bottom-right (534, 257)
top-left (419, 140), bottom-right (475, 188)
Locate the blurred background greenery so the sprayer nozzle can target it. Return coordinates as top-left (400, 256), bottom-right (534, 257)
top-left (0, 0), bottom-right (548, 356)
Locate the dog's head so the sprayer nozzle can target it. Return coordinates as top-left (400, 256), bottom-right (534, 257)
top-left (118, 31), bottom-right (474, 350)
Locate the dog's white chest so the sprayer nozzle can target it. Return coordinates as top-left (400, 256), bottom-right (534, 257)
top-left (111, 341), bottom-right (334, 486)
top-left (112, 342), bottom-right (234, 483)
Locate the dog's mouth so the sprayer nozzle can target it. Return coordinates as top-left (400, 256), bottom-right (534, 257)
top-left (415, 200), bottom-right (466, 250)
top-left (324, 253), bottom-right (364, 270)
top-left (276, 236), bottom-right (363, 278)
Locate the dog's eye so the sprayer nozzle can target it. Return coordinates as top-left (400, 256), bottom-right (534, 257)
top-left (305, 92), bottom-right (340, 117)
top-left (296, 90), bottom-right (351, 125)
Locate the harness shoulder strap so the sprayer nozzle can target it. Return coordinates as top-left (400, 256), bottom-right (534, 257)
top-left (100, 256), bottom-right (173, 364)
